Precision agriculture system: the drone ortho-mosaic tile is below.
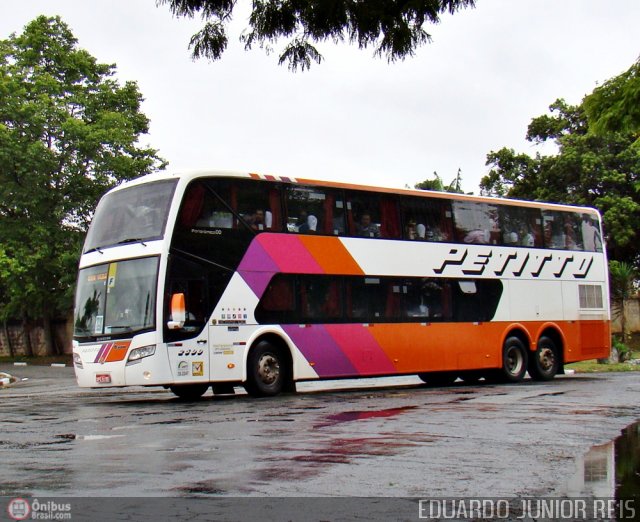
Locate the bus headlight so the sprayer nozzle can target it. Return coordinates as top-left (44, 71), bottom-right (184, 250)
top-left (73, 353), bottom-right (83, 369)
top-left (126, 345), bottom-right (156, 365)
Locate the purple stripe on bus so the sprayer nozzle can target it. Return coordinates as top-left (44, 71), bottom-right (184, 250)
top-left (239, 270), bottom-right (275, 298)
top-left (258, 235), bottom-right (324, 274)
top-left (324, 324), bottom-right (397, 375)
top-left (237, 237), bottom-right (280, 274)
top-left (282, 325), bottom-right (357, 377)
top-left (93, 342), bottom-right (111, 364)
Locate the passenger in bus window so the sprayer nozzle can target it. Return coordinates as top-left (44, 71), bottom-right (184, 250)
top-left (463, 229), bottom-right (490, 244)
top-left (581, 214), bottom-right (602, 252)
top-left (405, 219), bottom-right (418, 240)
top-left (521, 226), bottom-right (535, 247)
top-left (504, 231), bottom-right (519, 246)
top-left (564, 219), bottom-right (580, 250)
top-left (295, 210), bottom-right (309, 232)
top-left (356, 212), bottom-right (380, 238)
top-left (246, 209), bottom-right (266, 230)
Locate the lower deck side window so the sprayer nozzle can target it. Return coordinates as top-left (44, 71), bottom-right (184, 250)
top-left (255, 274), bottom-right (502, 324)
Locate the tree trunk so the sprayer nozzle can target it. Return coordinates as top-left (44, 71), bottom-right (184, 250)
top-left (3, 321), bottom-right (14, 358)
top-left (22, 315), bottom-right (33, 357)
top-left (42, 308), bottom-right (56, 356)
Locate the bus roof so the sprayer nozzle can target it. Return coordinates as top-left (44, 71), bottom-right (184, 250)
top-left (111, 169), bottom-right (601, 217)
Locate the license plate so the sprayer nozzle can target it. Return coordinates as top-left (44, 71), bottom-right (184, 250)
top-left (96, 374), bottom-right (111, 384)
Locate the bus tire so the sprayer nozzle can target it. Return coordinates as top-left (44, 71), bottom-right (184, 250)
top-left (418, 371), bottom-right (457, 387)
top-left (528, 336), bottom-right (560, 381)
top-left (169, 383), bottom-right (209, 400)
top-left (244, 340), bottom-right (288, 398)
top-left (498, 337), bottom-right (528, 383)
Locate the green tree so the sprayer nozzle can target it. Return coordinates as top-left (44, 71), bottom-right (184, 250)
top-left (609, 260), bottom-right (636, 362)
top-left (158, 0), bottom-right (476, 71)
top-left (583, 58), bottom-right (640, 139)
top-left (480, 97), bottom-right (640, 265)
top-left (415, 169), bottom-right (465, 193)
top-left (0, 16), bottom-right (166, 354)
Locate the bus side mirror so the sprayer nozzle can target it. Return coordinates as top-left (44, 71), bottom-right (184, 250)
top-left (167, 293), bottom-right (186, 330)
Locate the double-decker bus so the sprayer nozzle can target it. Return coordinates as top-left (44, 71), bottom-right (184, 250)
top-left (72, 170), bottom-right (610, 399)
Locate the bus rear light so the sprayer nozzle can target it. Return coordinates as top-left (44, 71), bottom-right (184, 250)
top-left (73, 353), bottom-right (83, 369)
top-left (126, 345), bottom-right (156, 365)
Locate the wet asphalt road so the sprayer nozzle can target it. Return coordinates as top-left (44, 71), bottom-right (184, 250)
top-left (1, 364), bottom-right (639, 499)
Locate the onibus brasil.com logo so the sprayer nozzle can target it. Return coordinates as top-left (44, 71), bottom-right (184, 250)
top-left (7, 498), bottom-right (72, 520)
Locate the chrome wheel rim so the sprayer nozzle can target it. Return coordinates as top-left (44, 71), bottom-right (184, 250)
top-left (506, 346), bottom-right (524, 375)
top-left (257, 354), bottom-right (280, 385)
top-left (538, 347), bottom-right (555, 373)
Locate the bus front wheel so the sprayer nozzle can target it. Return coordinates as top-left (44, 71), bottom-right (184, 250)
top-left (244, 341), bottom-right (289, 398)
top-left (498, 337), bottom-right (528, 383)
top-left (528, 336), bottom-right (560, 381)
top-left (169, 383), bottom-right (209, 400)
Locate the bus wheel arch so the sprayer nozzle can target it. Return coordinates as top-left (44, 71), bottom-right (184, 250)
top-left (243, 333), bottom-right (294, 397)
top-left (529, 327), bottom-right (564, 381)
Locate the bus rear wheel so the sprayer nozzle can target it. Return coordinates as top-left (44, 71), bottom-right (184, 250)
top-left (497, 337), bottom-right (528, 383)
top-left (244, 341), bottom-right (289, 398)
top-left (169, 383), bottom-right (209, 400)
top-left (528, 336), bottom-right (560, 381)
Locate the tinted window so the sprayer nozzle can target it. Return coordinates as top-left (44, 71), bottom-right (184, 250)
top-left (179, 179), bottom-right (282, 232)
top-left (347, 192), bottom-right (401, 239)
top-left (579, 213), bottom-right (603, 252)
top-left (285, 186), bottom-right (346, 235)
top-left (84, 180), bottom-right (177, 253)
top-left (401, 279), bottom-right (453, 321)
top-left (255, 274), bottom-right (502, 324)
top-left (499, 206), bottom-right (543, 247)
top-left (401, 197), bottom-right (453, 241)
top-left (300, 277), bottom-right (342, 320)
top-left (452, 201), bottom-right (501, 245)
top-left (542, 210), bottom-right (583, 250)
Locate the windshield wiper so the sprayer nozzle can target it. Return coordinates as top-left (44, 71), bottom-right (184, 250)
top-left (116, 238), bottom-right (147, 246)
top-left (107, 325), bottom-right (133, 331)
top-left (84, 246), bottom-right (104, 254)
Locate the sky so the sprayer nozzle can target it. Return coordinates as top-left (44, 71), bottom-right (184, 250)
top-left (2, 1), bottom-right (640, 193)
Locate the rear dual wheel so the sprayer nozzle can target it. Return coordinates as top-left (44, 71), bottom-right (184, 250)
top-left (528, 336), bottom-right (560, 381)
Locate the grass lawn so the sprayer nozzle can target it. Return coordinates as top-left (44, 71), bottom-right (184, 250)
top-left (566, 349), bottom-right (640, 373)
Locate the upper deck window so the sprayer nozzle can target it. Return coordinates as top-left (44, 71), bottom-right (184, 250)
top-left (84, 180), bottom-right (178, 253)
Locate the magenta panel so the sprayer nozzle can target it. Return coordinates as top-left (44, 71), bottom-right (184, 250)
top-left (325, 324), bottom-right (397, 375)
top-left (237, 236), bottom-right (280, 274)
top-left (282, 325), bottom-right (357, 377)
top-left (258, 235), bottom-right (325, 274)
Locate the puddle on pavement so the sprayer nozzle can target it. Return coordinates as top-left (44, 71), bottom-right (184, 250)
top-left (567, 420), bottom-right (640, 503)
top-left (315, 405), bottom-right (417, 428)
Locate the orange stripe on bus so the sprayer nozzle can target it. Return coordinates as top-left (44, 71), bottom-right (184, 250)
top-left (299, 236), bottom-right (364, 275)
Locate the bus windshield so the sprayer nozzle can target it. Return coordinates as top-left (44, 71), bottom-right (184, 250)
top-left (74, 257), bottom-right (159, 339)
top-left (83, 179), bottom-right (177, 253)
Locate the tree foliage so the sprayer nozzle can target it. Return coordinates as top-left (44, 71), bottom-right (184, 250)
top-left (0, 16), bottom-right (165, 350)
top-left (480, 94), bottom-right (640, 265)
top-left (415, 169), bottom-right (465, 193)
top-left (583, 58), bottom-right (640, 139)
top-left (158, 0), bottom-right (476, 71)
